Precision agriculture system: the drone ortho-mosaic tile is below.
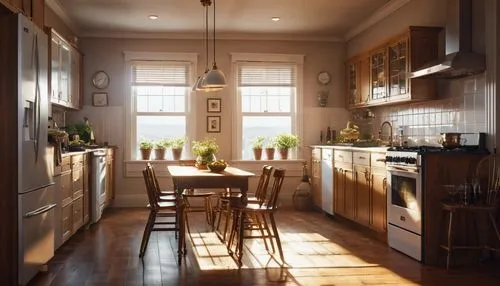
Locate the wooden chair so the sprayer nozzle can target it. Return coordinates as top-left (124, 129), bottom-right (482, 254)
top-left (440, 154), bottom-right (500, 269)
top-left (214, 165), bottom-right (274, 242)
top-left (229, 168), bottom-right (286, 267)
top-left (139, 166), bottom-right (181, 257)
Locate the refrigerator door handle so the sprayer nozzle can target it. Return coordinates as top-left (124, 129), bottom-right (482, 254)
top-left (33, 33), bottom-right (41, 161)
top-left (24, 203), bottom-right (57, 218)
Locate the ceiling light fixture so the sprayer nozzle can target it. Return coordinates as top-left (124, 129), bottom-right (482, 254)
top-left (148, 15), bottom-right (159, 20)
top-left (201, 0), bottom-right (227, 90)
top-left (271, 17), bottom-right (280, 22)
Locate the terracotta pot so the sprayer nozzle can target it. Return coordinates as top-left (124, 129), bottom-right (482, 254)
top-left (253, 148), bottom-right (262, 160)
top-left (279, 148), bottom-right (289, 160)
top-left (154, 148), bottom-right (165, 160)
top-left (265, 148), bottom-right (275, 160)
top-left (171, 148), bottom-right (183, 160)
top-left (140, 148), bottom-right (152, 160)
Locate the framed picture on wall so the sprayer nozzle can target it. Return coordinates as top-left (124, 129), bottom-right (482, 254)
top-left (207, 98), bottom-right (221, 113)
top-left (92, 92), bottom-right (108, 107)
top-left (207, 116), bottom-right (221, 133)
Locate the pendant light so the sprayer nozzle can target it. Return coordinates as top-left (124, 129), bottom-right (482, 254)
top-left (202, 0), bottom-right (227, 89)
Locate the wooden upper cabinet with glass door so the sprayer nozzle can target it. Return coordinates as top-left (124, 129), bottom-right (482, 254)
top-left (346, 55), bottom-right (370, 108)
top-left (346, 26), bottom-right (442, 109)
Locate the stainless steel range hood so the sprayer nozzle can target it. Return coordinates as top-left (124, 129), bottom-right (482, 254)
top-left (409, 0), bottom-right (485, 79)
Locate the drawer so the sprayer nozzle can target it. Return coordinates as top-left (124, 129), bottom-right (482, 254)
top-left (61, 156), bottom-right (71, 172)
top-left (312, 148), bottom-right (321, 160)
top-left (322, 149), bottom-right (333, 161)
top-left (353, 152), bottom-right (370, 166)
top-left (72, 167), bottom-right (83, 198)
top-left (61, 171), bottom-right (73, 205)
top-left (371, 152), bottom-right (387, 168)
top-left (334, 150), bottom-right (352, 164)
top-left (73, 196), bottom-right (84, 232)
top-left (62, 203), bottom-right (73, 243)
top-left (72, 154), bottom-right (83, 168)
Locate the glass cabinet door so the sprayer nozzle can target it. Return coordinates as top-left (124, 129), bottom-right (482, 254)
top-left (347, 61), bottom-right (359, 106)
top-left (370, 49), bottom-right (387, 101)
top-left (388, 38), bottom-right (409, 98)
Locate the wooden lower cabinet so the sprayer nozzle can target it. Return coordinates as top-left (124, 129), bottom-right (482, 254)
top-left (60, 170), bottom-right (72, 206)
top-left (370, 167), bottom-right (387, 233)
top-left (354, 165), bottom-right (371, 226)
top-left (311, 148), bottom-right (322, 207)
top-left (72, 195), bottom-right (84, 232)
top-left (61, 203), bottom-right (72, 243)
top-left (333, 162), bottom-right (355, 219)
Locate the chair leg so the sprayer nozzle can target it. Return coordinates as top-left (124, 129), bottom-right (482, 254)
top-left (261, 213), bottom-right (275, 254)
top-left (237, 210), bottom-right (245, 267)
top-left (222, 204), bottom-right (232, 242)
top-left (269, 212), bottom-right (285, 265)
top-left (446, 210), bottom-right (455, 270)
top-left (254, 213), bottom-right (270, 253)
top-left (227, 210), bottom-right (239, 255)
top-left (140, 210), bottom-right (156, 257)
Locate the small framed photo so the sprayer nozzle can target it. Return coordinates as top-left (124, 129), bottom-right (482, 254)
top-left (207, 98), bottom-right (221, 113)
top-left (92, 92), bottom-right (108, 107)
top-left (207, 116), bottom-right (221, 133)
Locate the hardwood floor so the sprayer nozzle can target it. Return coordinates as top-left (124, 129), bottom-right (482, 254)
top-left (29, 208), bottom-right (500, 286)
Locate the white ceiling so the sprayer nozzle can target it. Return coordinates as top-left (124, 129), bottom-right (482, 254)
top-left (50, 0), bottom-right (396, 40)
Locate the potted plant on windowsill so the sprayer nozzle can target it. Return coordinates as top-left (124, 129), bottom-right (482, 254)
top-left (265, 138), bottom-right (276, 160)
top-left (192, 138), bottom-right (219, 169)
top-left (139, 139), bottom-right (154, 160)
top-left (251, 136), bottom-right (266, 160)
top-left (274, 133), bottom-right (300, 160)
top-left (170, 137), bottom-right (186, 160)
top-left (153, 139), bottom-right (170, 160)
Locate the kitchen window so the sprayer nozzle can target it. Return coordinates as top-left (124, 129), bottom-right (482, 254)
top-left (124, 52), bottom-right (197, 161)
top-left (231, 53), bottom-right (304, 160)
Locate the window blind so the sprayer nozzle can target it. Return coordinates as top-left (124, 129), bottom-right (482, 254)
top-left (131, 61), bottom-right (190, 87)
top-left (237, 63), bottom-right (296, 87)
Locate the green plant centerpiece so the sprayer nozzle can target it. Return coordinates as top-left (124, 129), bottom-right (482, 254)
top-left (251, 136), bottom-right (266, 160)
top-left (139, 139), bottom-right (154, 160)
top-left (274, 133), bottom-right (300, 159)
top-left (65, 123), bottom-right (92, 143)
top-left (192, 138), bottom-right (219, 169)
top-left (153, 139), bottom-right (170, 160)
top-left (170, 137), bottom-right (186, 160)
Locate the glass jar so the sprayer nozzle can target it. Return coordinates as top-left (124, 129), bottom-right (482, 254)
top-left (195, 153), bottom-right (216, 169)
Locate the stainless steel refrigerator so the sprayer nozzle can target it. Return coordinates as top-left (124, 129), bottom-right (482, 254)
top-left (0, 13), bottom-right (56, 285)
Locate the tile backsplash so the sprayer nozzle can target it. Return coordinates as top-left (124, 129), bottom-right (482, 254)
top-left (353, 74), bottom-right (487, 146)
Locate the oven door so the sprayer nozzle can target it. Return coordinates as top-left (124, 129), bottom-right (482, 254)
top-left (387, 166), bottom-right (422, 235)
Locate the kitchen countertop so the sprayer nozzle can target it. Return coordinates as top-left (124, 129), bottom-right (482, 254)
top-left (310, 145), bottom-right (390, 153)
top-left (60, 148), bottom-right (109, 157)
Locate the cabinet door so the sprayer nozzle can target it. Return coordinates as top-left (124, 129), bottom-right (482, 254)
top-left (354, 165), bottom-right (370, 226)
top-left (72, 196), bottom-right (83, 232)
top-left (59, 41), bottom-right (71, 104)
top-left (60, 171), bottom-right (72, 206)
top-left (388, 37), bottom-right (409, 100)
top-left (62, 203), bottom-right (73, 243)
top-left (311, 150), bottom-right (322, 207)
top-left (359, 56), bottom-right (370, 104)
top-left (370, 169), bottom-right (387, 232)
top-left (69, 48), bottom-right (81, 109)
top-left (346, 60), bottom-right (359, 107)
top-left (344, 167), bottom-right (356, 220)
top-left (333, 166), bottom-right (344, 215)
top-left (50, 37), bottom-right (60, 103)
top-left (370, 48), bottom-right (387, 102)
top-left (72, 167), bottom-right (83, 199)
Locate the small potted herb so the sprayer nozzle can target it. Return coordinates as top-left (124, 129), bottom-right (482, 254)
top-left (170, 137), bottom-right (186, 160)
top-left (153, 139), bottom-right (170, 160)
top-left (251, 136), bottom-right (266, 160)
top-left (265, 138), bottom-right (276, 160)
top-left (139, 139), bottom-right (154, 160)
top-left (274, 133), bottom-right (300, 159)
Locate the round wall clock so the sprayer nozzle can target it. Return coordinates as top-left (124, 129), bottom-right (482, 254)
top-left (92, 71), bottom-right (110, 89)
top-left (317, 71), bottom-right (331, 85)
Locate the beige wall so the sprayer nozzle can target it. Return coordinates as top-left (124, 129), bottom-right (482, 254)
top-left (67, 37), bottom-right (349, 206)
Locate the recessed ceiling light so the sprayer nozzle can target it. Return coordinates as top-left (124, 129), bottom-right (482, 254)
top-left (271, 17), bottom-right (280, 22)
top-left (148, 15), bottom-right (159, 20)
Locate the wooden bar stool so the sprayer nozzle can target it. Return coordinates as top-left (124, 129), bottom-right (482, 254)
top-left (440, 154), bottom-right (500, 270)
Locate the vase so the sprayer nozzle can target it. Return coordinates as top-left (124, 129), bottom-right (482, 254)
top-left (140, 148), bottom-right (152, 160)
top-left (253, 148), bottom-right (262, 160)
top-left (195, 154), bottom-right (216, 169)
top-left (265, 148), bottom-right (275, 160)
top-left (279, 148), bottom-right (289, 159)
top-left (172, 148), bottom-right (183, 160)
top-left (154, 149), bottom-right (165, 160)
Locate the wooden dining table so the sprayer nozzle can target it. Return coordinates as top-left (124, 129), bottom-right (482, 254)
top-left (167, 165), bottom-right (254, 263)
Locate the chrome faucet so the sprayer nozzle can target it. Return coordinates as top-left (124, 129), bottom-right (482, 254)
top-left (379, 121), bottom-right (393, 146)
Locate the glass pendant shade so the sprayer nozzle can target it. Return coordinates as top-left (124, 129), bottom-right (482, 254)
top-left (192, 75), bottom-right (203, 92)
top-left (202, 63), bottom-right (227, 88)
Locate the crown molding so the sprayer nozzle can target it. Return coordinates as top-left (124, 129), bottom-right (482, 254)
top-left (79, 31), bottom-right (344, 42)
top-left (45, 0), bottom-right (80, 35)
top-left (344, 0), bottom-right (411, 41)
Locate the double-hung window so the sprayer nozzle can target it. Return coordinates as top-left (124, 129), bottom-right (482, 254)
top-left (125, 52), bottom-right (197, 160)
top-left (232, 53), bottom-right (304, 160)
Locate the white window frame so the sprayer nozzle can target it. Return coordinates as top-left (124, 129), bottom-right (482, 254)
top-left (123, 51), bottom-right (198, 161)
top-left (231, 53), bottom-right (304, 160)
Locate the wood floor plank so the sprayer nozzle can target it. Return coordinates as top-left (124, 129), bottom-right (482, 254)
top-left (28, 208), bottom-right (500, 286)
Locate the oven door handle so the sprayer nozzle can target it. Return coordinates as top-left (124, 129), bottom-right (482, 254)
top-left (387, 166), bottom-right (419, 173)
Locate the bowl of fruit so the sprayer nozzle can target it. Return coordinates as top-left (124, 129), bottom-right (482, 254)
top-left (208, 159), bottom-right (228, 173)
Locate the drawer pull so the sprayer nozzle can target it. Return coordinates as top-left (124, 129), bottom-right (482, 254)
top-left (376, 158), bottom-right (386, 162)
top-left (358, 156), bottom-right (366, 160)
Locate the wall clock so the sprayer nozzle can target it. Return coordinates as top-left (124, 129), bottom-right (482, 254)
top-left (92, 71), bottom-right (110, 89)
top-left (317, 71), bottom-right (331, 85)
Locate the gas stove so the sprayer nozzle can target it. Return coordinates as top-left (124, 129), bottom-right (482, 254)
top-left (385, 150), bottom-right (421, 168)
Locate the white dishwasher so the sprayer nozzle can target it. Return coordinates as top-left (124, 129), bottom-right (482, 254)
top-left (321, 149), bottom-right (334, 214)
top-left (91, 150), bottom-right (107, 224)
